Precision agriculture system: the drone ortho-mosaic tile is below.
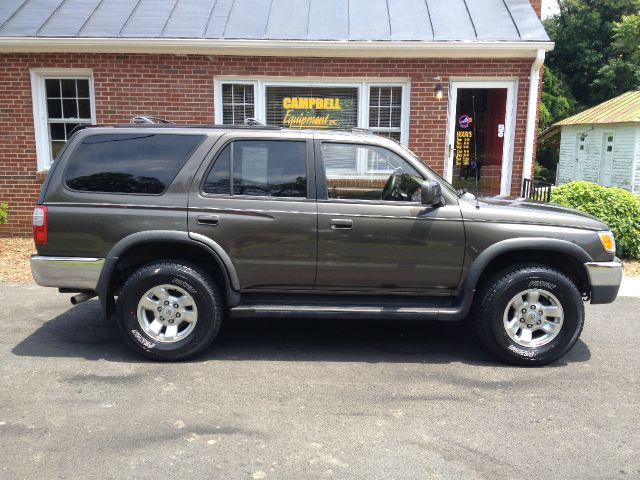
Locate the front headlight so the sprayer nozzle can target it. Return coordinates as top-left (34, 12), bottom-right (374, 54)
top-left (598, 231), bottom-right (616, 254)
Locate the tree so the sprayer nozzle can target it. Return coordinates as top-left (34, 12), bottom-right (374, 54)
top-left (536, 67), bottom-right (577, 183)
top-left (544, 0), bottom-right (640, 107)
top-left (539, 66), bottom-right (576, 132)
top-left (591, 12), bottom-right (640, 102)
top-left (612, 13), bottom-right (640, 62)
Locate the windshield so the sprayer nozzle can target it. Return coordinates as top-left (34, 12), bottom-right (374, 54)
top-left (400, 144), bottom-right (460, 197)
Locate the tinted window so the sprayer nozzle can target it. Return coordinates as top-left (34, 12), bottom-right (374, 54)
top-left (203, 140), bottom-right (307, 198)
top-left (203, 144), bottom-right (231, 195)
top-left (321, 143), bottom-right (422, 202)
top-left (65, 133), bottom-right (204, 194)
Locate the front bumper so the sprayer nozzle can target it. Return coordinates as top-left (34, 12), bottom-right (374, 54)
top-left (584, 259), bottom-right (624, 304)
top-left (30, 255), bottom-right (104, 291)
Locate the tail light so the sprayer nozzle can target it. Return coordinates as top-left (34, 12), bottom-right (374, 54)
top-left (33, 206), bottom-right (48, 245)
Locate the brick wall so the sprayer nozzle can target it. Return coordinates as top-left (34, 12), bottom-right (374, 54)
top-left (530, 0), bottom-right (542, 17)
top-left (0, 53), bottom-right (535, 236)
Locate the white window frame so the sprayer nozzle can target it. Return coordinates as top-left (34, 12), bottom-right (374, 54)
top-left (444, 78), bottom-right (518, 196)
top-left (366, 84), bottom-right (404, 141)
top-left (30, 68), bottom-right (96, 171)
top-left (213, 77), bottom-right (411, 146)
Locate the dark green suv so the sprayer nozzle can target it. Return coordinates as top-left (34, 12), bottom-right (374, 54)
top-left (31, 125), bottom-right (623, 365)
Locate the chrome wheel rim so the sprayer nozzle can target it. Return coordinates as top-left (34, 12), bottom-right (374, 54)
top-left (137, 284), bottom-right (198, 343)
top-left (503, 288), bottom-right (564, 348)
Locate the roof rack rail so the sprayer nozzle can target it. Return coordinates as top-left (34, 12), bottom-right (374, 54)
top-left (68, 124), bottom-right (90, 137)
top-left (113, 123), bottom-right (282, 130)
top-left (131, 115), bottom-right (175, 125)
top-left (350, 127), bottom-right (374, 134)
top-left (243, 117), bottom-right (266, 126)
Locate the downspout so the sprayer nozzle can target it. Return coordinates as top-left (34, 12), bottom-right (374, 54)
top-left (522, 49), bottom-right (546, 183)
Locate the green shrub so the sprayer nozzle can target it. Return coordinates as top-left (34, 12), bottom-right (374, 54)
top-left (0, 202), bottom-right (7, 225)
top-left (551, 181), bottom-right (640, 259)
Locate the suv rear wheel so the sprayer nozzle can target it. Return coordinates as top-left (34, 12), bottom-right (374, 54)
top-left (474, 264), bottom-right (584, 366)
top-left (117, 261), bottom-right (223, 360)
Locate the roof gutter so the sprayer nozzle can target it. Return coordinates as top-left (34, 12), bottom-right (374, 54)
top-left (522, 48), bottom-right (546, 183)
top-left (0, 37), bottom-right (554, 58)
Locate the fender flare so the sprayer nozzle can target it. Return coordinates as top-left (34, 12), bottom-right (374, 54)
top-left (461, 237), bottom-right (593, 292)
top-left (96, 230), bottom-right (240, 316)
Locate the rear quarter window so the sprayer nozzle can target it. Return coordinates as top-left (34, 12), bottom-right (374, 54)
top-left (64, 133), bottom-right (204, 194)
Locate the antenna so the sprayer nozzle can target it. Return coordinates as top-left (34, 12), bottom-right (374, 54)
top-left (472, 95), bottom-right (480, 209)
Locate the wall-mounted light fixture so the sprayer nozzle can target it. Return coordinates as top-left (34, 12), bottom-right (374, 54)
top-left (580, 126), bottom-right (594, 141)
top-left (433, 77), bottom-right (444, 100)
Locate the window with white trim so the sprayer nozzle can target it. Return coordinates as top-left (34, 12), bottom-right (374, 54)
top-left (221, 83), bottom-right (255, 125)
top-left (368, 86), bottom-right (402, 141)
top-left (215, 79), bottom-right (409, 148)
top-left (31, 69), bottom-right (95, 171)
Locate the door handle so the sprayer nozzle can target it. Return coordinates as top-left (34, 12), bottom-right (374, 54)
top-left (330, 218), bottom-right (353, 230)
top-left (197, 215), bottom-right (220, 226)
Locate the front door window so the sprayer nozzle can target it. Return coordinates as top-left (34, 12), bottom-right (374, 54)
top-left (320, 142), bottom-right (422, 202)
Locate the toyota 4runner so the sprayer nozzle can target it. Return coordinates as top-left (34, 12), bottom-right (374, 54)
top-left (31, 124), bottom-right (623, 365)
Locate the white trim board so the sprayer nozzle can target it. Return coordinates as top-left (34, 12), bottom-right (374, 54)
top-left (0, 38), bottom-right (554, 58)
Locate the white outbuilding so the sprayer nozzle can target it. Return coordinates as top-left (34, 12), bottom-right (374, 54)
top-left (555, 91), bottom-right (640, 194)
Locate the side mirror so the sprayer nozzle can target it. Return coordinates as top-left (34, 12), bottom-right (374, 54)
top-left (421, 180), bottom-right (444, 207)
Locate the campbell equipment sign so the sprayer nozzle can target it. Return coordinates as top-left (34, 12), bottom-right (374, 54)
top-left (282, 97), bottom-right (343, 129)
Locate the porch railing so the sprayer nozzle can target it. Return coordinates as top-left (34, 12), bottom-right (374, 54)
top-left (521, 178), bottom-right (553, 202)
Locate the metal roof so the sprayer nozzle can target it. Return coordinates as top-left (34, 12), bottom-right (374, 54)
top-left (555, 91), bottom-right (640, 126)
top-left (0, 0), bottom-right (549, 42)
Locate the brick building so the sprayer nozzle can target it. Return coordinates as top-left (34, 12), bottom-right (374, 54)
top-left (0, 0), bottom-right (551, 236)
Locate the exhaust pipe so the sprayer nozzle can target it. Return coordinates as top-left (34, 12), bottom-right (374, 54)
top-left (70, 292), bottom-right (97, 305)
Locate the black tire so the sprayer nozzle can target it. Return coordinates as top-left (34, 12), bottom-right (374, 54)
top-left (474, 264), bottom-right (584, 366)
top-left (116, 261), bottom-right (224, 361)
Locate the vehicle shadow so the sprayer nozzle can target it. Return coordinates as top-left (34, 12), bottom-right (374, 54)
top-left (12, 300), bottom-right (591, 367)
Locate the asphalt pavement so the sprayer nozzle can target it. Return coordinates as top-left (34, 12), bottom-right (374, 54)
top-left (1, 283), bottom-right (638, 480)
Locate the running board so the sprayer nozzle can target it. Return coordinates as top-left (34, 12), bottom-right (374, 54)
top-left (229, 292), bottom-right (474, 322)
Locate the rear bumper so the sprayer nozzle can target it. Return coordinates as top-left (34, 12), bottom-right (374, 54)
top-left (30, 255), bottom-right (104, 291)
top-left (584, 259), bottom-right (624, 304)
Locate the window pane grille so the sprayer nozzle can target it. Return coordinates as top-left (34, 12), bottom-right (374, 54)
top-left (45, 78), bottom-right (93, 161)
top-left (221, 84), bottom-right (255, 125)
top-left (368, 86), bottom-right (402, 141)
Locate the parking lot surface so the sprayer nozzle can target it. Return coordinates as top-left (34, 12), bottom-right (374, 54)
top-left (1, 283), bottom-right (638, 480)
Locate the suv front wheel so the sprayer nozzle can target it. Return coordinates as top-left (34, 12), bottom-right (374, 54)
top-left (474, 264), bottom-right (585, 366)
top-left (117, 261), bottom-right (223, 360)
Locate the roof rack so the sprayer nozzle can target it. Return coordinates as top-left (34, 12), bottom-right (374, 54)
top-left (350, 127), bottom-right (374, 134)
top-left (243, 117), bottom-right (266, 126)
top-left (68, 124), bottom-right (90, 136)
top-left (131, 115), bottom-right (175, 124)
top-left (114, 123), bottom-right (282, 130)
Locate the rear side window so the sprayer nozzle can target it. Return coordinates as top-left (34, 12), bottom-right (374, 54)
top-left (65, 133), bottom-right (204, 194)
top-left (203, 140), bottom-right (307, 198)
top-left (203, 144), bottom-right (231, 195)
